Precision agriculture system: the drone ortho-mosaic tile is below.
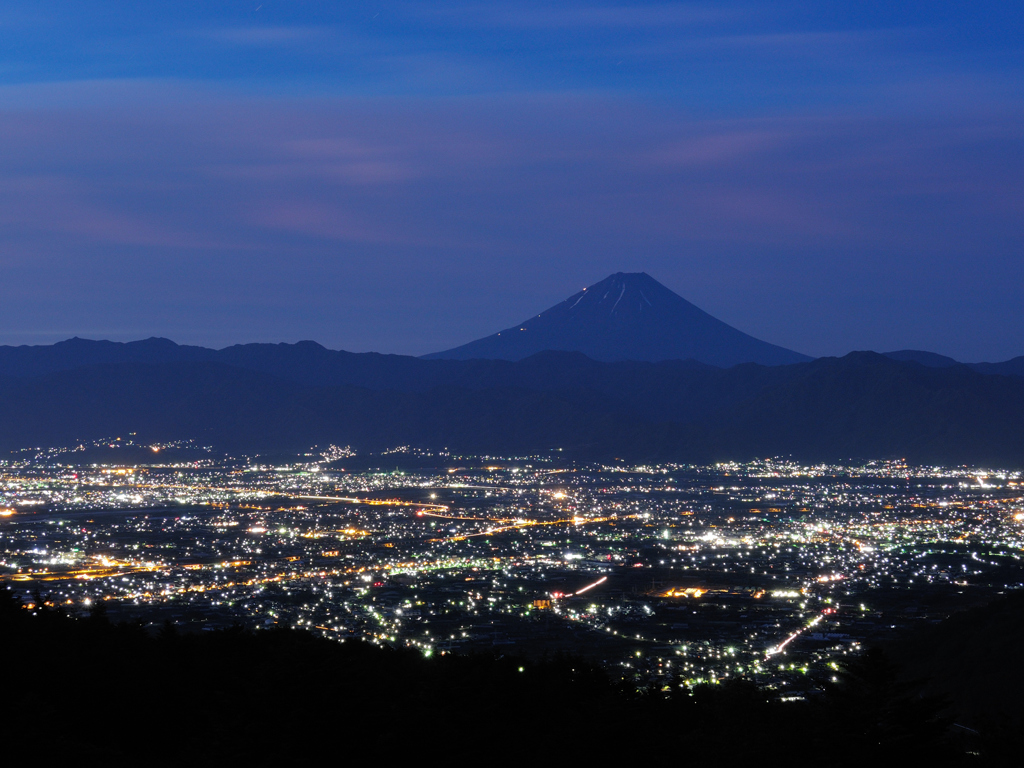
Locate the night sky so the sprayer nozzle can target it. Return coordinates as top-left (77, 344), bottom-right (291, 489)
top-left (2, 2), bottom-right (1021, 361)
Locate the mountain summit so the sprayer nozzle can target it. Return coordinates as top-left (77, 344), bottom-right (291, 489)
top-left (425, 272), bottom-right (811, 367)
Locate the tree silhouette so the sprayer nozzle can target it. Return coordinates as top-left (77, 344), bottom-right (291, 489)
top-left (827, 647), bottom-right (952, 761)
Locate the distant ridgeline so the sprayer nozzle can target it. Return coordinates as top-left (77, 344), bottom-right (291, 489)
top-left (1, 333), bottom-right (1023, 465)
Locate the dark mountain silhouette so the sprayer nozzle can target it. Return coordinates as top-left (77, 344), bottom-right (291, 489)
top-left (423, 272), bottom-right (811, 366)
top-left (882, 349), bottom-right (960, 367)
top-left (970, 355), bottom-right (1024, 378)
top-left (0, 336), bottom-right (214, 377)
top-left (2, 341), bottom-right (1024, 465)
top-left (3, 332), bottom-right (1019, 389)
top-left (0, 361), bottom-right (696, 460)
top-left (712, 352), bottom-right (1024, 464)
top-left (881, 349), bottom-right (1024, 380)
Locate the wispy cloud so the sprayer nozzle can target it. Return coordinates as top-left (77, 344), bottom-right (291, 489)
top-left (641, 126), bottom-right (798, 167)
top-left (0, 174), bottom-right (230, 249)
top-left (413, 2), bottom-right (744, 29)
top-left (195, 26), bottom-right (334, 46)
top-left (1, 81), bottom-right (1020, 250)
top-left (696, 27), bottom-right (918, 52)
top-left (0, 79), bottom-right (1021, 356)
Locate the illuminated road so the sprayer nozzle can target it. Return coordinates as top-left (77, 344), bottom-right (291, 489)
top-left (767, 614), bottom-right (823, 657)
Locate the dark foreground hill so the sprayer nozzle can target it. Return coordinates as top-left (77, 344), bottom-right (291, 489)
top-left (1, 347), bottom-right (1024, 465)
top-left (890, 589), bottom-right (1024, 761)
top-left (425, 272), bottom-right (811, 366)
top-left (0, 589), bottom-right (967, 765)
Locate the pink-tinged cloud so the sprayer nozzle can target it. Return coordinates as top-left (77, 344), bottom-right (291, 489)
top-left (253, 202), bottom-right (412, 246)
top-left (642, 127), bottom-right (799, 167)
top-left (0, 174), bottom-right (230, 250)
top-left (0, 83), bottom-right (1019, 256)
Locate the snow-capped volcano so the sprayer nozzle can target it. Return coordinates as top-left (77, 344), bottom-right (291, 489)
top-left (424, 272), bottom-right (810, 367)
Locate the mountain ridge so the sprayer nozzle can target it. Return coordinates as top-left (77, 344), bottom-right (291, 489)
top-left (1, 344), bottom-right (1023, 466)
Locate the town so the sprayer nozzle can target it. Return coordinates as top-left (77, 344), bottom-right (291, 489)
top-left (3, 439), bottom-right (1022, 699)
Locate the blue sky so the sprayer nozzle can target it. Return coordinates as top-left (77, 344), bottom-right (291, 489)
top-left (1, 1), bottom-right (1022, 360)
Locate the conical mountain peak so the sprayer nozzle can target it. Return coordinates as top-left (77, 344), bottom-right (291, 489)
top-left (425, 273), bottom-right (810, 367)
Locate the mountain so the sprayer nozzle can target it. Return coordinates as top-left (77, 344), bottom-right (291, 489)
top-left (881, 350), bottom-right (1024, 379)
top-left (882, 350), bottom-right (960, 367)
top-left (2, 344), bottom-right (1024, 465)
top-left (0, 336), bottom-right (214, 377)
top-left (0, 360), bottom-right (695, 460)
top-left (969, 355), bottom-right (1024, 378)
top-left (423, 272), bottom-right (811, 367)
